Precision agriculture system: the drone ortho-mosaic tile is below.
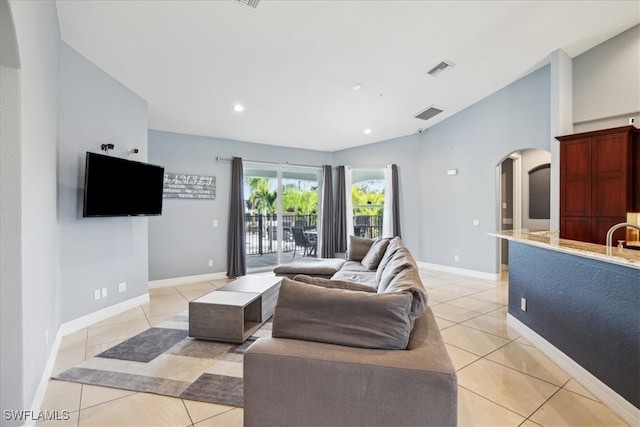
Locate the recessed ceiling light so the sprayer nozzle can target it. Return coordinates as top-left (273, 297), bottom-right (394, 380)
top-left (364, 128), bottom-right (372, 135)
top-left (233, 104), bottom-right (245, 112)
top-left (352, 84), bottom-right (362, 91)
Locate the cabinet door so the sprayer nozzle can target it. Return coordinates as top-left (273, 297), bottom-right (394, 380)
top-left (561, 139), bottom-right (591, 217)
top-left (593, 217), bottom-right (627, 246)
top-left (591, 132), bottom-right (629, 217)
top-left (561, 217), bottom-right (591, 242)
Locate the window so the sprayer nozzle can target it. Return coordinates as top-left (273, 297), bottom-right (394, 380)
top-left (351, 169), bottom-right (385, 238)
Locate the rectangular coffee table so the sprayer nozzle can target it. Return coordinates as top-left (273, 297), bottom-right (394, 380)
top-left (189, 275), bottom-right (282, 343)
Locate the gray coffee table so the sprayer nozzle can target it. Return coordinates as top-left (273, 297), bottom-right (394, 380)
top-left (189, 275), bottom-right (282, 343)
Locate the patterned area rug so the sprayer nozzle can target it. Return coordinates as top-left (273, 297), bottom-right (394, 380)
top-left (53, 312), bottom-right (271, 407)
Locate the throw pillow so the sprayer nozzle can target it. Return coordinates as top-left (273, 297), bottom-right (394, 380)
top-left (360, 238), bottom-right (391, 270)
top-left (345, 235), bottom-right (375, 261)
top-left (273, 278), bottom-right (413, 350)
top-left (293, 275), bottom-right (377, 292)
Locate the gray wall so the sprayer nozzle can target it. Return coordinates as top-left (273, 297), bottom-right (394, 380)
top-left (148, 130), bottom-right (332, 280)
top-left (573, 25), bottom-right (639, 132)
top-left (1, 0), bottom-right (60, 421)
top-left (418, 65), bottom-right (551, 274)
top-left (58, 42), bottom-right (149, 322)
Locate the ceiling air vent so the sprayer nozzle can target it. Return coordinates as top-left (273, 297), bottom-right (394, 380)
top-left (237, 0), bottom-right (261, 9)
top-left (415, 106), bottom-right (443, 121)
top-left (427, 60), bottom-right (455, 77)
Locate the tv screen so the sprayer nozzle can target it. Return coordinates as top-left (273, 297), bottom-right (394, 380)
top-left (83, 152), bottom-right (165, 217)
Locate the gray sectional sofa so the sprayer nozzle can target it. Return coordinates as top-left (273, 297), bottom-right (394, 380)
top-left (244, 236), bottom-right (457, 426)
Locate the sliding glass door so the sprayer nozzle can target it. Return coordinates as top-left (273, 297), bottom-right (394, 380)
top-left (244, 164), bottom-right (320, 271)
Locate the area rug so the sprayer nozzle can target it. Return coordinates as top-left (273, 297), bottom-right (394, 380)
top-left (53, 312), bottom-right (271, 407)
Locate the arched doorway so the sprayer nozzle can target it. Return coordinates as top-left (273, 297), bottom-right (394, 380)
top-left (497, 149), bottom-right (551, 269)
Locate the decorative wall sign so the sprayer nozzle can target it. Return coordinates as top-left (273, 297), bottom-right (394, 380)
top-left (163, 173), bottom-right (216, 199)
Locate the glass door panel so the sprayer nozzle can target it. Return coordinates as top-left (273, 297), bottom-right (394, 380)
top-left (244, 167), bottom-right (279, 271)
top-left (281, 169), bottom-right (320, 264)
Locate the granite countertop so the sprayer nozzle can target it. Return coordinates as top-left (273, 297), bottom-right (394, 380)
top-left (489, 229), bottom-right (640, 270)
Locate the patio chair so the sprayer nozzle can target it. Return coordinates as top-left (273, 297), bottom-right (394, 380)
top-left (291, 227), bottom-right (316, 257)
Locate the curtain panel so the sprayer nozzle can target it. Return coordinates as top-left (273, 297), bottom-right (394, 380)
top-left (382, 164), bottom-right (401, 237)
top-left (334, 166), bottom-right (348, 253)
top-left (320, 165), bottom-right (335, 258)
top-left (227, 157), bottom-right (246, 278)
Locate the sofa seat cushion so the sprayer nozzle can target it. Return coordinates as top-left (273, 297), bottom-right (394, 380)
top-left (273, 258), bottom-right (346, 279)
top-left (272, 278), bottom-right (413, 350)
top-left (331, 270), bottom-right (377, 286)
top-left (293, 275), bottom-right (376, 293)
top-left (339, 260), bottom-right (371, 272)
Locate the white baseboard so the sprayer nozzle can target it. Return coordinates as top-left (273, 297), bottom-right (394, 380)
top-left (417, 261), bottom-right (501, 281)
top-left (29, 293), bottom-right (150, 425)
top-left (507, 314), bottom-right (640, 426)
top-left (149, 272), bottom-right (228, 288)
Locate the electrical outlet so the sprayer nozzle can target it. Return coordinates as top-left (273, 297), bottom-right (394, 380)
top-left (521, 297), bottom-right (527, 311)
top-left (118, 282), bottom-right (126, 293)
top-left (208, 260), bottom-right (214, 267)
top-left (213, 220), bottom-right (218, 228)
top-left (454, 254), bottom-right (459, 262)
top-left (473, 219), bottom-right (480, 226)
top-left (94, 289), bottom-right (101, 300)
top-left (101, 287), bottom-right (107, 298)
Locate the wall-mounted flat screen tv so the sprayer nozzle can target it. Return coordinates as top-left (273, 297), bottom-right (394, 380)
top-left (83, 152), bottom-right (165, 217)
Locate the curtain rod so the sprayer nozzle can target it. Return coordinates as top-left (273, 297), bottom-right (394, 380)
top-left (216, 156), bottom-right (331, 169)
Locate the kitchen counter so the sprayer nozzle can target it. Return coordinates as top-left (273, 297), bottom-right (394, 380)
top-left (489, 229), bottom-right (640, 270)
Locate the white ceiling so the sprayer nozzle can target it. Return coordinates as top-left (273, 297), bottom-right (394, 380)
top-left (55, 0), bottom-right (640, 152)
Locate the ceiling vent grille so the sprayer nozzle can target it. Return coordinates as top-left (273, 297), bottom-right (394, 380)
top-left (427, 61), bottom-right (455, 77)
top-left (237, 0), bottom-right (261, 9)
top-left (415, 106), bottom-right (443, 121)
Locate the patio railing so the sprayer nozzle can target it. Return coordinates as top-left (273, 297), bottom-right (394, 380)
top-left (245, 214), bottom-right (382, 256)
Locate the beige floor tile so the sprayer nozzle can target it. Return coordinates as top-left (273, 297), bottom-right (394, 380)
top-left (421, 276), bottom-right (461, 288)
top-left (194, 408), bottom-right (243, 426)
top-left (437, 283), bottom-right (486, 297)
top-left (440, 324), bottom-right (510, 356)
top-left (445, 344), bottom-right (480, 370)
top-left (486, 341), bottom-right (571, 386)
top-left (446, 296), bottom-right (503, 314)
top-left (426, 288), bottom-right (462, 303)
top-left (59, 329), bottom-right (88, 352)
top-left (562, 378), bottom-right (600, 402)
top-left (78, 392), bottom-right (192, 427)
top-left (147, 311), bottom-right (185, 327)
top-left (182, 400), bottom-right (234, 424)
top-left (457, 386), bottom-right (525, 427)
top-left (530, 389), bottom-right (628, 426)
top-left (434, 316), bottom-right (456, 330)
top-left (484, 305), bottom-right (509, 319)
top-left (91, 306), bottom-right (147, 328)
top-left (461, 313), bottom-right (519, 340)
top-left (452, 280), bottom-right (499, 292)
top-left (148, 286), bottom-right (182, 296)
top-left (35, 408), bottom-right (79, 427)
top-left (80, 384), bottom-right (137, 409)
top-left (142, 298), bottom-right (189, 318)
top-left (52, 348), bottom-right (86, 376)
top-left (40, 380), bottom-right (82, 413)
top-left (469, 288), bottom-right (509, 305)
top-left (514, 336), bottom-right (535, 347)
top-left (519, 420), bottom-right (543, 427)
top-left (431, 303), bottom-right (483, 323)
top-left (457, 359), bottom-right (560, 418)
top-left (86, 318), bottom-right (150, 347)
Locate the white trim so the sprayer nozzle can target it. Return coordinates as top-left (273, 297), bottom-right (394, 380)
top-left (149, 272), bottom-right (228, 288)
top-left (416, 261), bottom-right (501, 281)
top-left (30, 293), bottom-right (150, 426)
top-left (507, 314), bottom-right (640, 426)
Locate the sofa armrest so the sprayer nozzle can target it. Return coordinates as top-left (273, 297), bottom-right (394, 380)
top-left (243, 307), bottom-right (457, 427)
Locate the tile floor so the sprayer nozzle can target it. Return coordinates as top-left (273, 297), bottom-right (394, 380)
top-left (38, 270), bottom-right (629, 426)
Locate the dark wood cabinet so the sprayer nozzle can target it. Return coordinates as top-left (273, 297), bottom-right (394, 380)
top-left (557, 125), bottom-right (639, 245)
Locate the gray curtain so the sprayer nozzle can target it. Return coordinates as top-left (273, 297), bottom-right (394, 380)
top-left (320, 165), bottom-right (335, 258)
top-left (334, 165), bottom-right (348, 253)
top-left (227, 157), bottom-right (246, 278)
top-left (391, 164), bottom-right (401, 237)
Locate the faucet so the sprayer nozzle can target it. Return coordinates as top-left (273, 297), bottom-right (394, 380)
top-left (606, 222), bottom-right (640, 252)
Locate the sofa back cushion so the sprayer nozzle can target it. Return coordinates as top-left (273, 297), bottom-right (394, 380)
top-left (383, 267), bottom-right (428, 321)
top-left (360, 238), bottom-right (391, 270)
top-left (375, 237), bottom-right (404, 283)
top-left (345, 235), bottom-right (375, 262)
top-left (377, 247), bottom-right (414, 292)
top-left (273, 278), bottom-right (413, 350)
